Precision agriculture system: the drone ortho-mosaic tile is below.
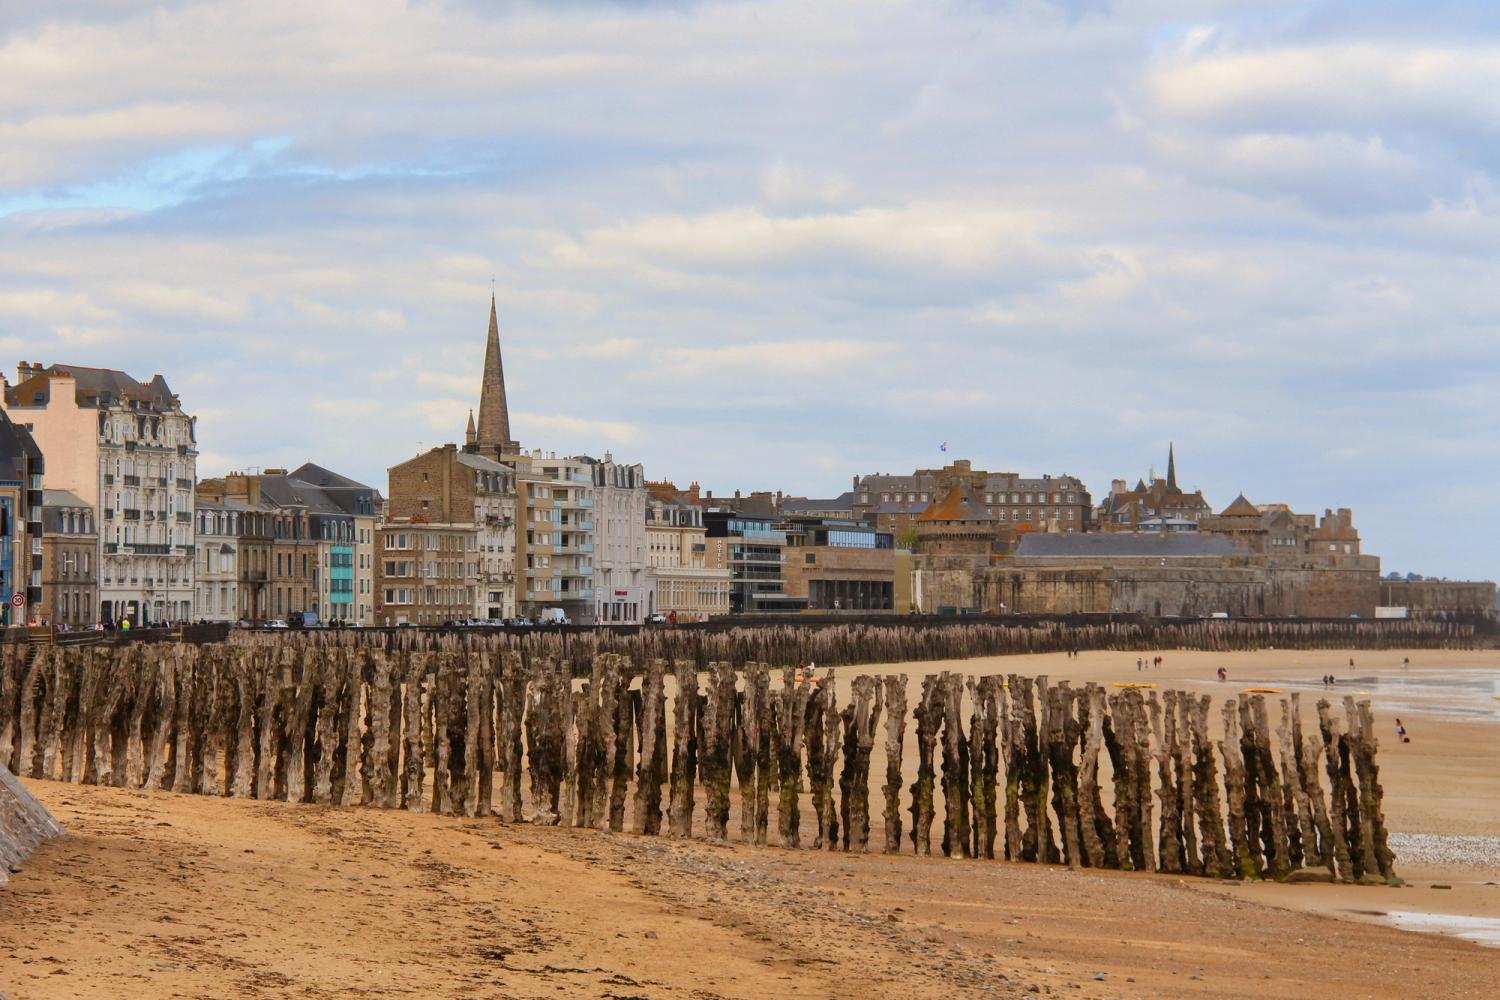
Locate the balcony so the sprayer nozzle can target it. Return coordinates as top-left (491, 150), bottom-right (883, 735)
top-left (122, 474), bottom-right (140, 486)
top-left (177, 445), bottom-right (191, 456)
top-left (176, 544), bottom-right (194, 555)
top-left (124, 441), bottom-right (136, 452)
top-left (575, 588), bottom-right (594, 599)
top-left (123, 509), bottom-right (141, 521)
top-left (246, 570), bottom-right (267, 582)
top-left (103, 473), bottom-right (114, 485)
top-left (103, 508), bottom-right (115, 520)
top-left (577, 520), bottom-right (594, 531)
top-left (155, 477), bottom-right (168, 488)
top-left (176, 478), bottom-right (193, 490)
top-left (104, 543), bottom-right (119, 553)
top-left (128, 543), bottom-right (171, 555)
top-left (176, 512), bottom-right (190, 523)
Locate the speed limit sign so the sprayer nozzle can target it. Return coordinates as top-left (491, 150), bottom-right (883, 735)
top-left (10, 593), bottom-right (23, 608)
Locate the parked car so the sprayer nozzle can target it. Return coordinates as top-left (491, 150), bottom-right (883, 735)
top-left (264, 619), bottom-right (288, 629)
top-left (645, 612), bottom-right (667, 624)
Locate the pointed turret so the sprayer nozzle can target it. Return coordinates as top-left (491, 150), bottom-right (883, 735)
top-left (465, 409), bottom-right (477, 446)
top-left (476, 294), bottom-right (514, 453)
top-left (1166, 442), bottom-right (1178, 492)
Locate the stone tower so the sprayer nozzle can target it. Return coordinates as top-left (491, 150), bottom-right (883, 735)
top-left (476, 293), bottom-right (516, 453)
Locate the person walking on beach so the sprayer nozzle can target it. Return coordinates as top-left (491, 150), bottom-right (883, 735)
top-left (1216, 666), bottom-right (1227, 682)
top-left (1349, 656), bottom-right (1355, 670)
top-left (1403, 656), bottom-right (1410, 669)
top-left (1137, 657), bottom-right (1144, 672)
top-left (1396, 718), bottom-right (1409, 743)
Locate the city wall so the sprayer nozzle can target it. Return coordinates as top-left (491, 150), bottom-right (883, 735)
top-left (1, 635), bottom-right (1400, 885)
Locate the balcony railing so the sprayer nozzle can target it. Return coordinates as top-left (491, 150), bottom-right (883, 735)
top-left (122, 475), bottom-right (140, 486)
top-left (104, 542), bottom-right (119, 553)
top-left (103, 473), bottom-right (114, 485)
top-left (123, 509), bottom-right (141, 521)
top-left (128, 543), bottom-right (171, 555)
top-left (176, 512), bottom-right (191, 523)
top-left (176, 478), bottom-right (193, 490)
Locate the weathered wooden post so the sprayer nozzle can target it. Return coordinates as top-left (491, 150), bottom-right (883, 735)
top-left (701, 660), bottom-right (737, 842)
top-left (837, 674), bottom-right (882, 853)
top-left (1150, 690), bottom-right (1184, 874)
top-left (1044, 682), bottom-right (1082, 868)
top-left (774, 667), bottom-right (809, 849)
top-left (907, 674), bottom-right (941, 856)
top-left (880, 674), bottom-right (908, 855)
top-left (1076, 684), bottom-right (1114, 868)
top-left (632, 658), bottom-right (667, 835)
top-left (968, 675), bottom-right (999, 860)
top-left (938, 672), bottom-right (971, 859)
top-left (497, 654), bottom-right (527, 822)
top-left (1220, 698), bottom-right (1255, 878)
top-left (807, 670), bottom-right (841, 851)
top-left (1347, 697), bottom-right (1397, 883)
top-left (668, 659), bottom-right (700, 838)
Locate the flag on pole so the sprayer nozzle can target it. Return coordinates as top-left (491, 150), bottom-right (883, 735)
top-left (940, 441), bottom-right (948, 452)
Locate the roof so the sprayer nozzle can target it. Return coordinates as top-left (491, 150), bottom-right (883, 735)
top-left (455, 451), bottom-right (511, 474)
top-left (780, 492), bottom-right (854, 514)
top-left (290, 462), bottom-right (373, 491)
top-left (917, 483), bottom-right (994, 523)
top-left (8, 364), bottom-right (178, 411)
top-left (1014, 533), bottom-right (1236, 558)
top-left (42, 489), bottom-right (89, 509)
top-left (1219, 493), bottom-right (1260, 517)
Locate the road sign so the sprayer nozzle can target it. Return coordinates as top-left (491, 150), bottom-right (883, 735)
top-left (10, 593), bottom-right (24, 608)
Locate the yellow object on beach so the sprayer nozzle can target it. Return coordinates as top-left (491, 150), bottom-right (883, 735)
top-left (1242, 687), bottom-right (1282, 694)
top-left (1112, 682), bottom-right (1156, 689)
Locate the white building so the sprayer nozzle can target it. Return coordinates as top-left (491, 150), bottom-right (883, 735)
top-left (4, 363), bottom-right (197, 625)
top-left (587, 453), bottom-right (648, 624)
top-left (508, 450), bottom-right (596, 623)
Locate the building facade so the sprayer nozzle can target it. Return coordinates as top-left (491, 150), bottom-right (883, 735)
top-left (4, 363), bottom-right (197, 626)
top-left (853, 460), bottom-right (1091, 537)
top-left (1097, 446), bottom-right (1211, 531)
top-left (290, 463), bottom-right (382, 625)
top-left (588, 454), bottom-right (648, 624)
top-left (703, 506), bottom-right (793, 613)
top-left (385, 446), bottom-right (515, 621)
top-left (374, 519), bottom-right (478, 625)
top-left (506, 451), bottom-right (595, 622)
top-left (39, 490), bottom-right (95, 628)
top-left (645, 482), bottom-right (730, 622)
top-left (0, 409), bottom-right (44, 626)
top-left (781, 516), bottom-right (896, 611)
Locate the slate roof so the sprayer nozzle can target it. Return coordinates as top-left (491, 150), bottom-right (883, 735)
top-left (41, 489), bottom-right (89, 509)
top-left (918, 484), bottom-right (994, 523)
top-left (780, 492), bottom-right (854, 515)
top-left (0, 408), bottom-right (42, 482)
top-left (1014, 533), bottom-right (1236, 558)
top-left (8, 364), bottom-right (177, 410)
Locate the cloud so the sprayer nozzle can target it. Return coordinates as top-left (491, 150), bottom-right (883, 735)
top-left (0, 0), bottom-right (1495, 579)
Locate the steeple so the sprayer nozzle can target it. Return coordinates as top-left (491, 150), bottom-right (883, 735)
top-left (475, 293), bottom-right (514, 453)
top-left (1166, 442), bottom-right (1178, 492)
top-left (465, 409), bottom-right (476, 447)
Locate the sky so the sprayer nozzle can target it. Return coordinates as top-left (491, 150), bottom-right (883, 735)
top-left (1, 1), bottom-right (1496, 580)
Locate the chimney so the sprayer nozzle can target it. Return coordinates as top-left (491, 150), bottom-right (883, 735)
top-left (852, 475), bottom-right (859, 490)
top-left (16, 361), bottom-right (34, 384)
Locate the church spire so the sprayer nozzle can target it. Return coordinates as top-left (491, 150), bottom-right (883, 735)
top-left (1166, 442), bottom-right (1178, 492)
top-left (475, 293), bottom-right (514, 453)
top-left (465, 408), bottom-right (476, 446)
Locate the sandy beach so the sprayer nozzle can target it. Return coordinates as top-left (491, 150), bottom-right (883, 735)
top-left (3, 645), bottom-right (1498, 998)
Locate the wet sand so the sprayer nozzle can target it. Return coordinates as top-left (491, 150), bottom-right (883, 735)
top-left (2, 646), bottom-right (1498, 998)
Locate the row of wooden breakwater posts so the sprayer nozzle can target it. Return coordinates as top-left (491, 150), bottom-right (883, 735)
top-left (0, 641), bottom-right (1397, 885)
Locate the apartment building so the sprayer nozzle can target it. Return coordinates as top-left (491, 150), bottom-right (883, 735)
top-left (4, 363), bottom-right (197, 626)
top-left (586, 453), bottom-right (648, 624)
top-left (291, 463), bottom-right (383, 624)
top-left (645, 481), bottom-right (729, 622)
top-left (39, 490), bottom-right (96, 628)
top-left (374, 519), bottom-right (478, 625)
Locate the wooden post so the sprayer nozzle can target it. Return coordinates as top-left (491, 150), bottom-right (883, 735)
top-left (1076, 684), bottom-right (1114, 868)
top-left (402, 652), bottom-right (429, 812)
top-left (907, 674), bottom-right (941, 857)
top-left (701, 660), bottom-right (736, 842)
top-left (807, 670), bottom-right (841, 851)
top-left (838, 674), bottom-right (882, 853)
top-left (497, 655), bottom-right (526, 822)
top-left (774, 666), bottom-right (809, 849)
top-left (1220, 698), bottom-right (1255, 879)
top-left (938, 672), bottom-right (971, 859)
top-left (1045, 682), bottom-right (1082, 868)
top-left (880, 674), bottom-right (908, 855)
top-left (968, 675), bottom-right (999, 860)
top-left (668, 659), bottom-right (700, 838)
top-left (632, 658), bottom-right (667, 835)
top-left (1189, 694), bottom-right (1229, 877)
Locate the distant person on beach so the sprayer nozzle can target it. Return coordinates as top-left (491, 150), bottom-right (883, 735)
top-left (1216, 666), bottom-right (1227, 682)
top-left (1349, 657), bottom-right (1355, 670)
top-left (1396, 718), bottom-right (1409, 743)
top-left (1137, 657), bottom-right (1144, 671)
top-left (1403, 657), bottom-right (1410, 669)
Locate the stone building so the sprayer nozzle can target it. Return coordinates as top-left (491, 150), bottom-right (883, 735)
top-left (374, 519), bottom-right (478, 626)
top-left (781, 516), bottom-right (897, 611)
top-left (385, 445), bottom-right (514, 621)
top-left (1380, 578), bottom-right (1497, 619)
top-left (853, 460), bottom-right (1091, 537)
top-left (645, 481), bottom-right (729, 621)
top-left (0, 409), bottom-right (43, 627)
top-left (39, 490), bottom-right (95, 629)
top-left (1096, 446), bottom-right (1211, 530)
top-left (586, 453), bottom-right (648, 624)
top-left (4, 363), bottom-right (197, 626)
